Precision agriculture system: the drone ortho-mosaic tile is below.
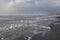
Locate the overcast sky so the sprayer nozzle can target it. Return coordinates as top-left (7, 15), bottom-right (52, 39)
top-left (0, 0), bottom-right (60, 16)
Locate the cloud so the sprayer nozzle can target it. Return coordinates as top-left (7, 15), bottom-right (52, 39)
top-left (0, 0), bottom-right (60, 15)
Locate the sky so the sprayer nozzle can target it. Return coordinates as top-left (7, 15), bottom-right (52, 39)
top-left (0, 0), bottom-right (60, 16)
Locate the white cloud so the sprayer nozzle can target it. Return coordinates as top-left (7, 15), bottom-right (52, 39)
top-left (53, 0), bottom-right (60, 6)
top-left (0, 0), bottom-right (60, 15)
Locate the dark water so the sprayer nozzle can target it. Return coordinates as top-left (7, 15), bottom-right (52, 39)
top-left (0, 15), bottom-right (60, 40)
